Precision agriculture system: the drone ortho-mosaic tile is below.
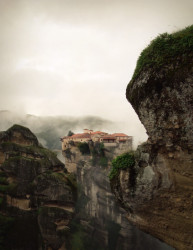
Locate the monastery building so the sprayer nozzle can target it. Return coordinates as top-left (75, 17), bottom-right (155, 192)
top-left (61, 129), bottom-right (132, 150)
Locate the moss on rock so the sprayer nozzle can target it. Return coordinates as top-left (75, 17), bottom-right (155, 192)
top-left (0, 124), bottom-right (39, 146)
top-left (130, 25), bottom-right (193, 82)
top-left (127, 25), bottom-right (193, 108)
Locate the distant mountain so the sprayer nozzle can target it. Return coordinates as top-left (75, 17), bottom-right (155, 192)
top-left (0, 110), bottom-right (113, 150)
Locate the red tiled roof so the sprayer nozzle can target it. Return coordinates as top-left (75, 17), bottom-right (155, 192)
top-left (91, 131), bottom-right (106, 135)
top-left (111, 133), bottom-right (129, 137)
top-left (71, 133), bottom-right (91, 139)
top-left (62, 131), bottom-right (131, 141)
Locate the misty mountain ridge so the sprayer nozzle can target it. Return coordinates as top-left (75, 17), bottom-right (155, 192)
top-left (0, 110), bottom-right (114, 150)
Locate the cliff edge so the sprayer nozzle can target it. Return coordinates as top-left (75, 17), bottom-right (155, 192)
top-left (111, 26), bottom-right (193, 250)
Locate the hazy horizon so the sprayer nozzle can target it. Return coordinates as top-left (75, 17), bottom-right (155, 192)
top-left (0, 110), bottom-right (147, 148)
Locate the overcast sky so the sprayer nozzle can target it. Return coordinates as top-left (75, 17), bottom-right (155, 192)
top-left (0, 0), bottom-right (193, 142)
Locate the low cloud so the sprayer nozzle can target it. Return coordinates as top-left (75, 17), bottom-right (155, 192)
top-left (0, 110), bottom-right (147, 149)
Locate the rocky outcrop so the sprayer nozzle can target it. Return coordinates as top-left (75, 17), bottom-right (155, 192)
top-left (111, 26), bottom-right (193, 250)
top-left (62, 142), bottom-right (174, 250)
top-left (63, 140), bottom-right (132, 173)
top-left (0, 124), bottom-right (76, 250)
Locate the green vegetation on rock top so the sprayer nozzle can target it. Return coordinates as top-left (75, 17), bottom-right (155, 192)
top-left (7, 124), bottom-right (30, 132)
top-left (109, 152), bottom-right (135, 180)
top-left (0, 124), bottom-right (39, 147)
top-left (130, 25), bottom-right (193, 82)
top-left (7, 124), bottom-right (37, 139)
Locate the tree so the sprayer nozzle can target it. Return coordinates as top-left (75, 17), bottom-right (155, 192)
top-left (67, 130), bottom-right (74, 136)
top-left (77, 142), bottom-right (90, 155)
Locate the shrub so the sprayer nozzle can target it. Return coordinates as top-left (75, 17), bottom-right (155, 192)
top-left (131, 25), bottom-right (193, 81)
top-left (67, 130), bottom-right (74, 136)
top-left (77, 142), bottom-right (90, 155)
top-left (109, 152), bottom-right (136, 185)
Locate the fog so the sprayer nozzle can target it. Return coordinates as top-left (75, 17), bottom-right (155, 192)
top-left (0, 0), bottom-right (192, 146)
top-left (0, 110), bottom-right (147, 149)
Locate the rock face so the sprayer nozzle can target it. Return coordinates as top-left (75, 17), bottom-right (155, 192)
top-left (63, 143), bottom-right (134, 250)
top-left (111, 27), bottom-right (193, 250)
top-left (0, 124), bottom-right (76, 250)
top-left (62, 143), bottom-right (174, 250)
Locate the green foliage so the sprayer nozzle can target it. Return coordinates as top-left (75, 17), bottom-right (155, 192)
top-left (39, 172), bottom-right (77, 199)
top-left (50, 172), bottom-right (66, 182)
top-left (131, 25), bottom-right (193, 81)
top-left (29, 145), bottom-right (57, 159)
top-left (1, 142), bottom-right (58, 163)
top-left (67, 130), bottom-right (74, 136)
top-left (51, 172), bottom-right (77, 190)
top-left (7, 124), bottom-right (29, 133)
top-left (77, 142), bottom-right (90, 155)
top-left (91, 142), bottom-right (105, 156)
top-left (109, 152), bottom-right (135, 181)
top-left (90, 142), bottom-right (108, 167)
top-left (1, 142), bottom-right (26, 154)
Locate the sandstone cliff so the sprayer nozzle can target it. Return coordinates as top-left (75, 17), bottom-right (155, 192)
top-left (111, 26), bottom-right (193, 250)
top-left (0, 124), bottom-right (76, 250)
